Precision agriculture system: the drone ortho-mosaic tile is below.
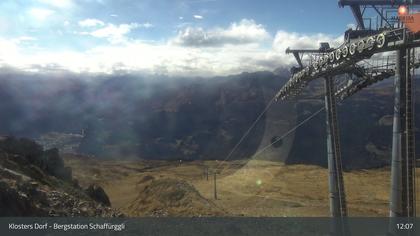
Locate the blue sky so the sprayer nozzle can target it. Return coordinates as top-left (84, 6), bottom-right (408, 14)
top-left (0, 0), bottom-right (356, 76)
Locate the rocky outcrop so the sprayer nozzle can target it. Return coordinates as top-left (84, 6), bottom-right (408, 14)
top-left (0, 173), bottom-right (120, 217)
top-left (0, 179), bottom-right (46, 216)
top-left (44, 148), bottom-right (72, 181)
top-left (85, 184), bottom-right (111, 206)
top-left (0, 137), bottom-right (122, 217)
top-left (0, 137), bottom-right (44, 167)
top-left (0, 137), bottom-right (72, 181)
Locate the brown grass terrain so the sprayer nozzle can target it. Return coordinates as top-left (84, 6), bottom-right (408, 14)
top-left (64, 154), bottom-right (420, 217)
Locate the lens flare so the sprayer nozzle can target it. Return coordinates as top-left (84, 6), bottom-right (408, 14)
top-left (398, 5), bottom-right (408, 15)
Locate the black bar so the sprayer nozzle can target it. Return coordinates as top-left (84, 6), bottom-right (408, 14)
top-left (0, 218), bottom-right (418, 236)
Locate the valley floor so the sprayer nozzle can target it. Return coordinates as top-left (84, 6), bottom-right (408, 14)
top-left (64, 155), bottom-right (420, 217)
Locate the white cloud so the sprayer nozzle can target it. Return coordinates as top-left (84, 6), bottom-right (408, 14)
top-left (29, 8), bottom-right (55, 21)
top-left (0, 19), bottom-right (345, 77)
top-left (80, 22), bottom-right (152, 43)
top-left (0, 39), bottom-right (20, 63)
top-left (172, 19), bottom-right (270, 47)
top-left (0, 38), bottom-right (277, 76)
top-left (272, 31), bottom-right (342, 64)
top-left (346, 23), bottom-right (356, 30)
top-left (15, 36), bottom-right (37, 42)
top-left (193, 15), bottom-right (203, 19)
top-left (88, 23), bottom-right (138, 43)
top-left (78, 18), bottom-right (105, 27)
top-left (141, 22), bottom-right (154, 28)
top-left (273, 31), bottom-right (341, 52)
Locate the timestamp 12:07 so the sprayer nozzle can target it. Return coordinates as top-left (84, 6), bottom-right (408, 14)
top-left (396, 223), bottom-right (414, 230)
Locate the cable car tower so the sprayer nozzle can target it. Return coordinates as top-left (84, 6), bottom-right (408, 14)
top-left (276, 0), bottom-right (420, 235)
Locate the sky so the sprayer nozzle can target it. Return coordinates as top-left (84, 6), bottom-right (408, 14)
top-left (0, 0), bottom-right (356, 77)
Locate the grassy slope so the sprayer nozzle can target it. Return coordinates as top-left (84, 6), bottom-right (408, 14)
top-left (65, 155), bottom-right (420, 217)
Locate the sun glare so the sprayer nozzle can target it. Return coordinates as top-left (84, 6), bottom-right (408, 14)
top-left (398, 5), bottom-right (408, 15)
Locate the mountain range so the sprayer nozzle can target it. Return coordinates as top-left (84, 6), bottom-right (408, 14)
top-left (0, 69), bottom-right (418, 169)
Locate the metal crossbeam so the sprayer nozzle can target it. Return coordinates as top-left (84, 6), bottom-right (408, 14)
top-left (276, 28), bottom-right (420, 101)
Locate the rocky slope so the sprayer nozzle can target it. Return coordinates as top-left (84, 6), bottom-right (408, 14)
top-left (0, 136), bottom-right (121, 217)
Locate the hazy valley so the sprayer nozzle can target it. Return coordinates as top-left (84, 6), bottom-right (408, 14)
top-left (1, 70), bottom-right (420, 217)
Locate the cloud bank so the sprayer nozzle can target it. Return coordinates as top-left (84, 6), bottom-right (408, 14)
top-left (0, 18), bottom-right (343, 77)
top-left (172, 19), bottom-right (270, 47)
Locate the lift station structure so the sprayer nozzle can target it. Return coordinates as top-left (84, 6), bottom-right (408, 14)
top-left (276, 0), bottom-right (420, 235)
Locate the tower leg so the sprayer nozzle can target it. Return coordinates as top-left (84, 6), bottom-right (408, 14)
top-left (390, 49), bottom-right (404, 218)
top-left (405, 48), bottom-right (416, 218)
top-left (389, 48), bottom-right (416, 235)
top-left (325, 76), bottom-right (348, 235)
